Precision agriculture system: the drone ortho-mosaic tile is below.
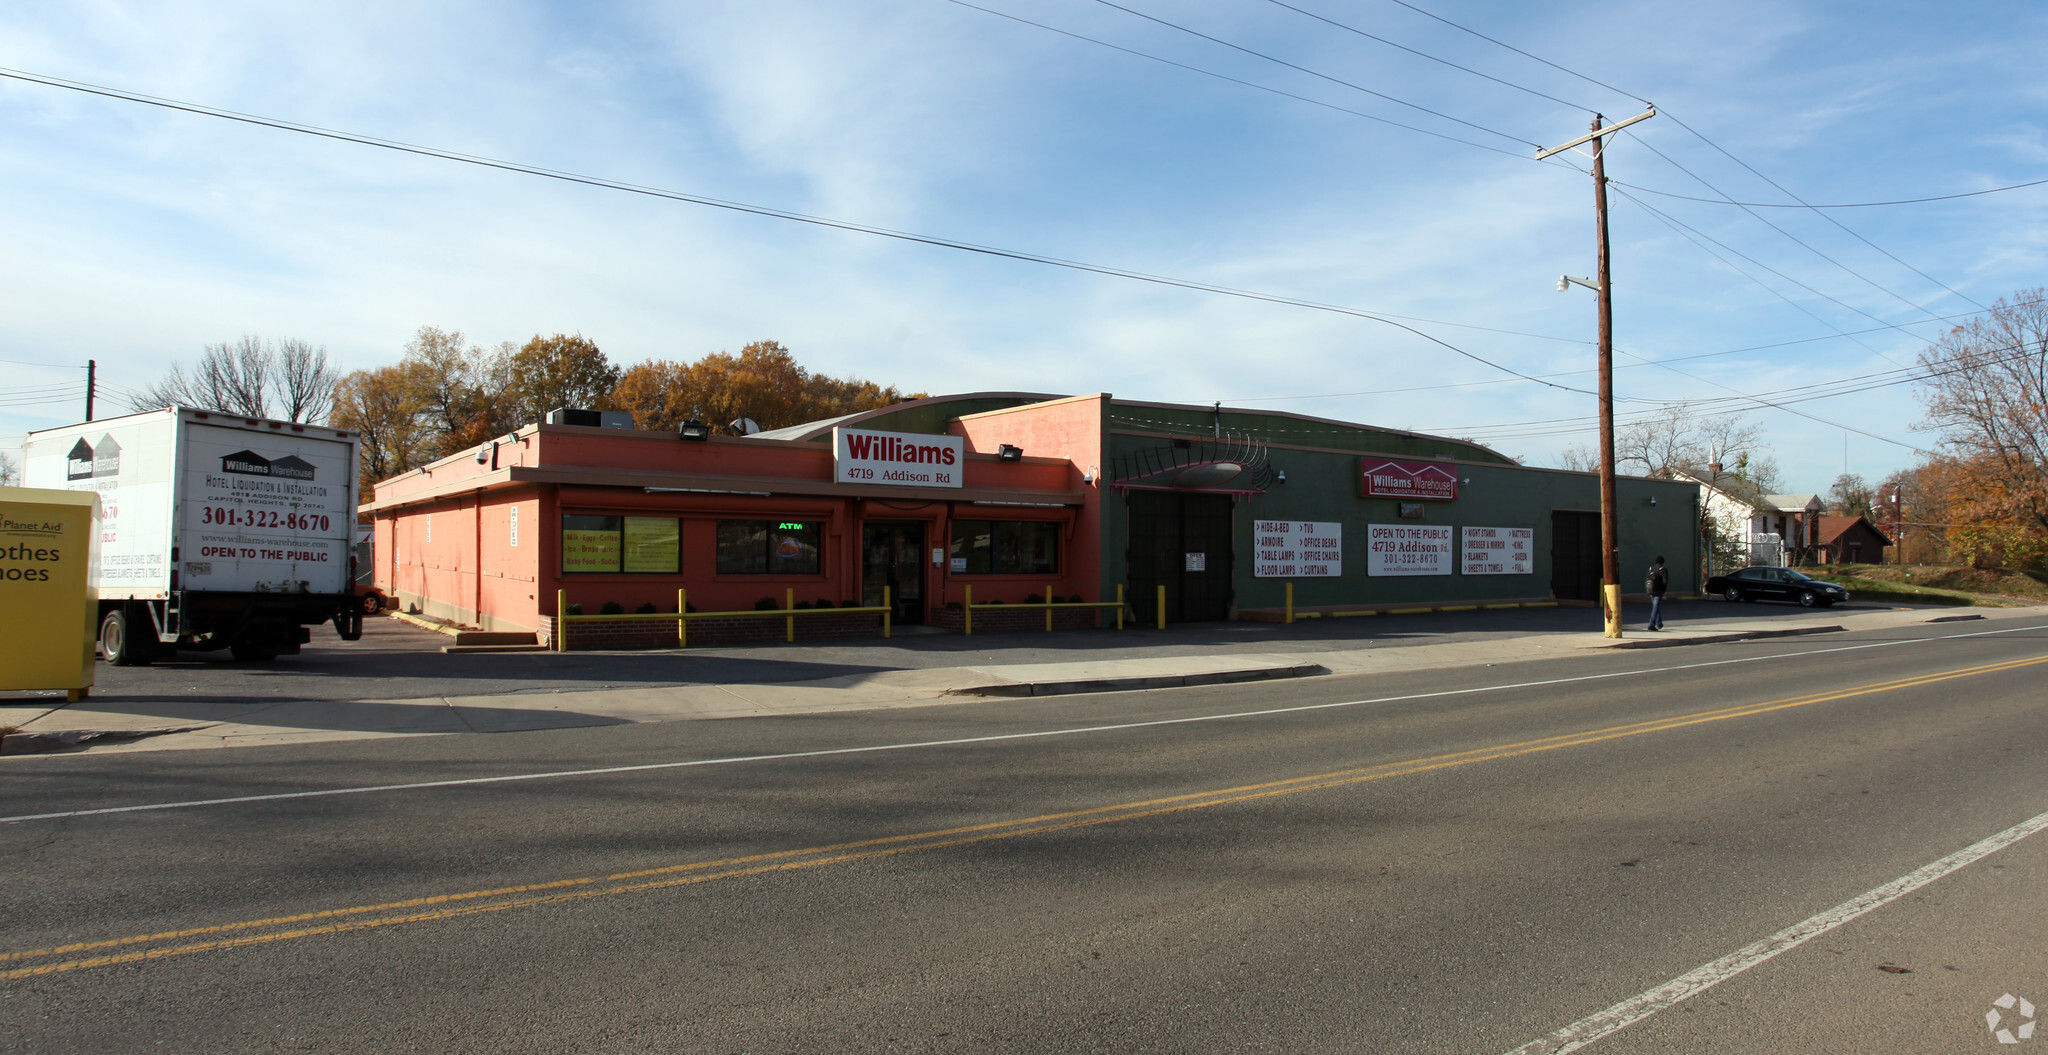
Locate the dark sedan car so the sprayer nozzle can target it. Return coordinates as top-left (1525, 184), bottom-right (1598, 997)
top-left (1704, 565), bottom-right (1849, 607)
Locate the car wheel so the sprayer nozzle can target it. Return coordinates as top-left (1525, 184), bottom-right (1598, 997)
top-left (360, 591), bottom-right (383, 615)
top-left (1723, 587), bottom-right (1742, 602)
top-left (1798, 589), bottom-right (1818, 607)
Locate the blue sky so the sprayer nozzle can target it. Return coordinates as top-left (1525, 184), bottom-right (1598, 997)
top-left (3, 0), bottom-right (2044, 491)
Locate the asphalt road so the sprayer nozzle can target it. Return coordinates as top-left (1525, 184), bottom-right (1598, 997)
top-left (7, 616), bottom-right (2047, 1054)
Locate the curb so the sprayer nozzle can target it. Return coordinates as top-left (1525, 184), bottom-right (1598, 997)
top-left (1603, 625), bottom-right (1845, 649)
top-left (1, 725), bottom-right (212, 755)
top-left (948, 662), bottom-right (1327, 698)
top-left (391, 611), bottom-right (539, 647)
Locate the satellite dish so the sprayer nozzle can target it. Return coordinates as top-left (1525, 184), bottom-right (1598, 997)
top-left (730, 417), bottom-right (761, 435)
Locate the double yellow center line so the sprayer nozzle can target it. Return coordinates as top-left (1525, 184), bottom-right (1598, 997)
top-left (8, 652), bottom-right (2046, 981)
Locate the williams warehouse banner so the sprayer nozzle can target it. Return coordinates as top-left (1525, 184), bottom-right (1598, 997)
top-left (1360, 459), bottom-right (1458, 501)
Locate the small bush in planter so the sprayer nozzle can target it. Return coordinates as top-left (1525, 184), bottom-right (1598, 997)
top-left (944, 601), bottom-right (962, 610)
top-left (754, 597), bottom-right (780, 611)
top-left (793, 600), bottom-right (812, 610)
top-left (565, 603), bottom-right (583, 615)
top-left (684, 601), bottom-right (698, 613)
top-left (599, 601), bottom-right (625, 615)
top-left (813, 598), bottom-right (833, 609)
top-left (635, 602), bottom-right (658, 614)
top-left (1025, 594), bottom-right (1044, 605)
top-left (986, 598), bottom-right (1003, 605)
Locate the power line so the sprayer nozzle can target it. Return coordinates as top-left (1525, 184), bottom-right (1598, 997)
top-left (1612, 174), bottom-right (2048, 210)
top-left (1085, 0), bottom-right (1540, 148)
top-left (1656, 110), bottom-right (1989, 315)
top-left (1260, 0), bottom-right (1598, 113)
top-left (0, 65), bottom-right (1586, 396)
top-left (1623, 130), bottom-right (1950, 339)
top-left (942, 0), bottom-right (1545, 162)
top-left (1376, 0), bottom-right (1653, 106)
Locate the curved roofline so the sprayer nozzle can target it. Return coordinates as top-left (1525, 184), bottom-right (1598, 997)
top-left (745, 391), bottom-right (1068, 442)
top-left (1108, 396), bottom-right (1516, 464)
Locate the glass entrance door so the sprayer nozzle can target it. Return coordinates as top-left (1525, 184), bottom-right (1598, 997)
top-left (862, 521), bottom-right (926, 625)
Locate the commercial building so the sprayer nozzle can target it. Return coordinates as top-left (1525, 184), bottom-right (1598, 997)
top-left (363, 392), bottom-right (1702, 645)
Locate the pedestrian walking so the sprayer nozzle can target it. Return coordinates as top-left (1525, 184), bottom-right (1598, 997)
top-left (1646, 555), bottom-right (1669, 631)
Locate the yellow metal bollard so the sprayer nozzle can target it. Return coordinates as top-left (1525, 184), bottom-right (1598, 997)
top-left (883, 585), bottom-right (892, 639)
top-left (1156, 584), bottom-right (1166, 630)
top-left (1116, 584), bottom-right (1124, 630)
top-left (1285, 582), bottom-right (1294, 624)
top-left (1045, 584), bottom-right (1054, 632)
top-left (786, 587), bottom-right (795, 642)
top-left (557, 588), bottom-right (567, 652)
top-left (677, 588), bottom-right (687, 648)
top-left (964, 584), bottom-right (973, 636)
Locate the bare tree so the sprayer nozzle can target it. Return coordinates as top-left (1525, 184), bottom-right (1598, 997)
top-left (1916, 287), bottom-right (2048, 532)
top-left (275, 338), bottom-right (337, 423)
top-left (0, 450), bottom-right (18, 486)
top-left (128, 334), bottom-right (334, 423)
top-left (1613, 406), bottom-right (1764, 477)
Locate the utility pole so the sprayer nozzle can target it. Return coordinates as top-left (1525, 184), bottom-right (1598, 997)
top-left (85, 359), bottom-right (96, 422)
top-left (1540, 106), bottom-right (1654, 639)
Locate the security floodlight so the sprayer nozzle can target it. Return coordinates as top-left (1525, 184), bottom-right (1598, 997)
top-left (997, 444), bottom-right (1024, 462)
top-left (678, 421), bottom-right (712, 442)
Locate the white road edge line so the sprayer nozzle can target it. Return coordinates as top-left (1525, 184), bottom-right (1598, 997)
top-left (5, 621), bottom-right (2044, 826)
top-left (1500, 805), bottom-right (2048, 1055)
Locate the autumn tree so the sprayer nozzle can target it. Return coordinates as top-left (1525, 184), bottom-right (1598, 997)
top-left (402, 326), bottom-right (520, 449)
top-left (608, 340), bottom-right (916, 432)
top-left (330, 366), bottom-right (433, 496)
top-left (507, 333), bottom-right (619, 424)
top-left (1917, 288), bottom-right (2048, 531)
top-left (1826, 473), bottom-right (1875, 518)
top-left (131, 334), bottom-right (338, 423)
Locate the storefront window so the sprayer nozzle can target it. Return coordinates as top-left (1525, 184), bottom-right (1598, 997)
top-left (716, 519), bottom-right (821, 575)
top-left (948, 520), bottom-right (1060, 575)
top-left (562, 515), bottom-right (682, 574)
top-left (621, 517), bottom-right (680, 573)
top-left (561, 514), bottom-right (622, 573)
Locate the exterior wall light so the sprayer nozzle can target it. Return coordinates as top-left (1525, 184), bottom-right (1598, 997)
top-left (678, 421), bottom-right (712, 442)
top-left (997, 444), bottom-right (1024, 461)
top-left (1276, 470), bottom-right (1287, 483)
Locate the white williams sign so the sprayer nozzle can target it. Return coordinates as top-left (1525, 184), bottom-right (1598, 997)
top-left (832, 427), bottom-right (964, 489)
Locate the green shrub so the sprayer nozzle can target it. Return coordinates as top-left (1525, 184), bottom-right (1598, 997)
top-left (754, 597), bottom-right (780, 611)
top-left (1025, 593), bottom-right (1044, 605)
top-left (635, 602), bottom-right (658, 614)
top-left (793, 600), bottom-right (812, 610)
top-left (814, 598), bottom-right (833, 609)
top-left (565, 603), bottom-right (583, 616)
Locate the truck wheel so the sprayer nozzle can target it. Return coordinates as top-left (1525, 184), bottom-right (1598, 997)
top-left (100, 609), bottom-right (154, 667)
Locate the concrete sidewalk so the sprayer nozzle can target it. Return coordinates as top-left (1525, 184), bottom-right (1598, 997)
top-left (0, 602), bottom-right (2023, 757)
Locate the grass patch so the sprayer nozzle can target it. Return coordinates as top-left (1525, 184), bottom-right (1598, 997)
top-left (1803, 563), bottom-right (2048, 607)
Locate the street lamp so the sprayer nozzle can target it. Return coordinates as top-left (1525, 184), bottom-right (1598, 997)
top-left (1541, 108), bottom-right (1655, 640)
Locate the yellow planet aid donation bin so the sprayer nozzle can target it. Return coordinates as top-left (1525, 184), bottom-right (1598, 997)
top-left (0, 487), bottom-right (100, 701)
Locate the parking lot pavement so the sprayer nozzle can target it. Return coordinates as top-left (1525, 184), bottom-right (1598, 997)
top-left (0, 598), bottom-right (2022, 755)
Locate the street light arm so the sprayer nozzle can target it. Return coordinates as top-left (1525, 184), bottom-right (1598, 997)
top-left (1558, 275), bottom-right (1599, 293)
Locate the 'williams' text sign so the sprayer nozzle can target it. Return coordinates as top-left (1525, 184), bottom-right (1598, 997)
top-left (833, 427), bottom-right (964, 489)
top-left (1361, 459), bottom-right (1458, 500)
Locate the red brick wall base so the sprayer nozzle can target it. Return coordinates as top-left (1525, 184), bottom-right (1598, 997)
top-left (539, 612), bottom-right (883, 650)
top-left (929, 606), bottom-right (1107, 633)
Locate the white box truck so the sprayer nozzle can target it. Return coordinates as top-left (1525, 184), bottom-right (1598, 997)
top-left (22, 408), bottom-right (364, 664)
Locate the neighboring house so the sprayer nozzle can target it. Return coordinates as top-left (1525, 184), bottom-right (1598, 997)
top-left (1815, 515), bottom-right (1893, 564)
top-left (1754, 494), bottom-right (1825, 565)
top-left (1662, 469), bottom-right (1831, 570)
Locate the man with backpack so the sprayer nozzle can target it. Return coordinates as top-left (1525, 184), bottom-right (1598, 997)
top-left (1646, 555), bottom-right (1669, 631)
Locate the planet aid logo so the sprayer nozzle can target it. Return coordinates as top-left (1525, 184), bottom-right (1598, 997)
top-left (0, 515), bottom-right (66, 583)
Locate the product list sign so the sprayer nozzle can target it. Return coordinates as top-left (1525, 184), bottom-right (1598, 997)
top-left (1252, 520), bottom-right (1342, 578)
top-left (1367, 523), bottom-right (1453, 576)
top-left (832, 427), bottom-right (964, 489)
top-left (1461, 526), bottom-right (1533, 575)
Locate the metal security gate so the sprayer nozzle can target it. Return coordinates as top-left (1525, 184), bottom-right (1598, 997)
top-left (1127, 491), bottom-right (1234, 624)
top-left (1550, 510), bottom-right (1601, 602)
